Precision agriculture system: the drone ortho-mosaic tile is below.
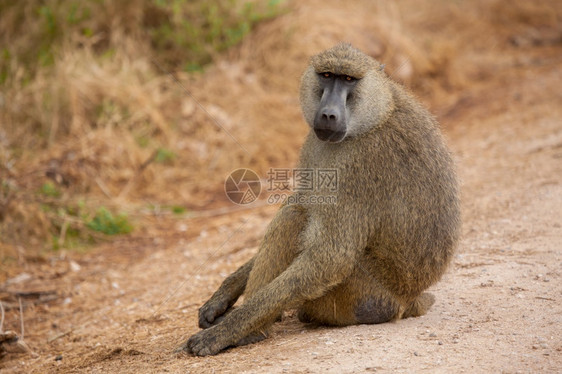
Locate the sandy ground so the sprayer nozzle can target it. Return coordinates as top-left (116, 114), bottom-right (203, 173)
top-left (1, 2), bottom-right (562, 373)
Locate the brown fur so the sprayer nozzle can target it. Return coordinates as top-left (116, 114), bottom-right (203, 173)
top-left (179, 44), bottom-right (461, 356)
top-left (310, 43), bottom-right (376, 78)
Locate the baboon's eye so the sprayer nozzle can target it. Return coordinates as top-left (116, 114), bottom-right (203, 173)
top-left (345, 76), bottom-right (356, 82)
top-left (320, 72), bottom-right (332, 78)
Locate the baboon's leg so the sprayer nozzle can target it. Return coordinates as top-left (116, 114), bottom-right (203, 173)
top-left (232, 204), bottom-right (307, 344)
top-left (297, 268), bottom-right (401, 326)
top-left (184, 207), bottom-right (360, 356)
top-left (298, 266), bottom-right (435, 326)
top-left (244, 204), bottom-right (308, 298)
top-left (198, 204), bottom-right (307, 334)
top-left (402, 292), bottom-right (435, 318)
top-left (198, 258), bottom-right (255, 329)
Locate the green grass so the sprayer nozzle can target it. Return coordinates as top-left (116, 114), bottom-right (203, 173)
top-left (86, 207), bottom-right (133, 235)
top-left (155, 148), bottom-right (176, 163)
top-left (171, 205), bottom-right (186, 214)
top-left (139, 0), bottom-right (284, 72)
top-left (0, 0), bottom-right (285, 251)
top-left (40, 181), bottom-right (61, 198)
top-left (0, 0), bottom-right (285, 85)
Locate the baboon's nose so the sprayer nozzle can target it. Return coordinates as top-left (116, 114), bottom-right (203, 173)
top-left (321, 112), bottom-right (338, 122)
top-left (314, 103), bottom-right (346, 142)
top-left (317, 106), bottom-right (342, 127)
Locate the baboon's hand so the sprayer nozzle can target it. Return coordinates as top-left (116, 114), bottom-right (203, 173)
top-left (198, 297), bottom-right (229, 329)
top-left (183, 325), bottom-right (230, 356)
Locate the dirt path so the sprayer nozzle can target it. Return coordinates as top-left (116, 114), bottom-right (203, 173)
top-left (2, 2), bottom-right (562, 373)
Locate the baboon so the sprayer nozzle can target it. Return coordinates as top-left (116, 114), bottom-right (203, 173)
top-left (179, 43), bottom-right (461, 356)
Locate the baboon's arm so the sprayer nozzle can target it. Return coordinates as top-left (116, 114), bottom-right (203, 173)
top-left (198, 257), bottom-right (255, 328)
top-left (186, 225), bottom-right (362, 356)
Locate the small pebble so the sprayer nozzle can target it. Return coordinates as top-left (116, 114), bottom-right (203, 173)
top-left (429, 332), bottom-right (437, 337)
top-left (438, 341), bottom-right (443, 345)
top-left (55, 355), bottom-right (63, 361)
top-left (69, 261), bottom-right (81, 272)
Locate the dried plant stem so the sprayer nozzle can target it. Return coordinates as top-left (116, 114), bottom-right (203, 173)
top-left (0, 301), bottom-right (5, 333)
top-left (18, 297), bottom-right (24, 340)
top-left (59, 218), bottom-right (69, 246)
top-left (95, 177), bottom-right (114, 199)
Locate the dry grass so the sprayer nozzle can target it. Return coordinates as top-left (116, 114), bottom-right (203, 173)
top-left (1, 0), bottom-right (560, 270)
top-left (0, 0), bottom-right (286, 260)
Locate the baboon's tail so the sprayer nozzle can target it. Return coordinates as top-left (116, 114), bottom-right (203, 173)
top-left (402, 292), bottom-right (436, 318)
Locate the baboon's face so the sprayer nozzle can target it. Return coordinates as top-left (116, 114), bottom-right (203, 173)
top-left (312, 72), bottom-right (358, 143)
top-left (300, 45), bottom-right (393, 141)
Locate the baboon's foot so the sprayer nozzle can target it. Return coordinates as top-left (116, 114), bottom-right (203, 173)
top-left (179, 324), bottom-right (232, 356)
top-left (176, 326), bottom-right (268, 356)
top-left (402, 292), bottom-right (435, 318)
top-left (198, 299), bottom-right (232, 329)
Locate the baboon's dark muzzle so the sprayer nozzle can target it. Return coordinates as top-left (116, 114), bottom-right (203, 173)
top-left (314, 127), bottom-right (346, 142)
top-left (313, 79), bottom-right (350, 143)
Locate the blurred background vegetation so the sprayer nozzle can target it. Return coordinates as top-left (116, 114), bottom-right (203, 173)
top-left (0, 0), bottom-right (285, 256)
top-left (1, 0), bottom-right (556, 268)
